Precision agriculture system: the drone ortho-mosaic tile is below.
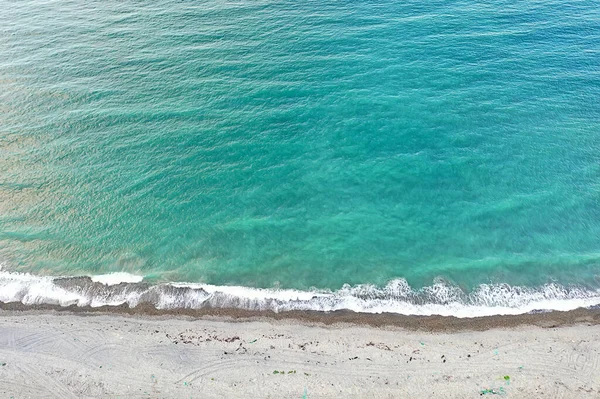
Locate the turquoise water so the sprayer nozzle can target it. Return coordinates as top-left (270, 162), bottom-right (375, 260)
top-left (1, 0), bottom-right (600, 313)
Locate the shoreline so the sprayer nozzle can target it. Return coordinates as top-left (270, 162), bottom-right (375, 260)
top-left (3, 270), bottom-right (600, 321)
top-left (2, 301), bottom-right (600, 332)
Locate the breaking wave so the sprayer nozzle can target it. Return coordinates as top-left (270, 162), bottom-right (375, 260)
top-left (1, 269), bottom-right (599, 318)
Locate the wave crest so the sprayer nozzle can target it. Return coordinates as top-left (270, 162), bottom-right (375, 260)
top-left (0, 270), bottom-right (599, 318)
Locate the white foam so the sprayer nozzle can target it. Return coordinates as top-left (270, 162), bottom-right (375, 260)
top-left (170, 280), bottom-right (599, 317)
top-left (90, 272), bottom-right (144, 286)
top-left (0, 269), bottom-right (598, 318)
top-left (0, 270), bottom-right (88, 307)
top-left (171, 282), bottom-right (327, 301)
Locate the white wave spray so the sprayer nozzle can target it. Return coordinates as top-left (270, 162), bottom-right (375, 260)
top-left (0, 269), bottom-right (599, 318)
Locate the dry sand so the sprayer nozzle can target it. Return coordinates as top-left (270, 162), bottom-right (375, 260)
top-left (0, 310), bottom-right (599, 398)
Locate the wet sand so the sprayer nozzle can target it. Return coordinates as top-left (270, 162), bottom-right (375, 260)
top-left (2, 301), bottom-right (600, 331)
top-left (0, 306), bottom-right (600, 397)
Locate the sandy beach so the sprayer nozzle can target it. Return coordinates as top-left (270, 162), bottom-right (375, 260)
top-left (0, 308), bottom-right (599, 398)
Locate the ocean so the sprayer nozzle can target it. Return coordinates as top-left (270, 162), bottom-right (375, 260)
top-left (1, 0), bottom-right (599, 316)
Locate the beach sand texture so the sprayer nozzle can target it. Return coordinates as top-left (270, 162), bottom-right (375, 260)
top-left (0, 311), bottom-right (599, 398)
